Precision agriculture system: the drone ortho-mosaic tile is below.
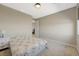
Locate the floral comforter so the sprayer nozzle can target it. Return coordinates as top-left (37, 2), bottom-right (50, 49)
top-left (10, 37), bottom-right (47, 56)
top-left (0, 38), bottom-right (9, 50)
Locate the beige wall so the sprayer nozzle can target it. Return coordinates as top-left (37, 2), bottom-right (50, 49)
top-left (38, 7), bottom-right (76, 45)
top-left (0, 5), bottom-right (32, 38)
top-left (77, 7), bottom-right (79, 53)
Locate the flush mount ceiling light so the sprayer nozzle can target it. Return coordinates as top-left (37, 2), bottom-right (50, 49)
top-left (34, 3), bottom-right (41, 8)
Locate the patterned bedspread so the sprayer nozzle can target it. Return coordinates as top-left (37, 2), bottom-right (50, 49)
top-left (0, 38), bottom-right (9, 50)
top-left (10, 36), bottom-right (47, 56)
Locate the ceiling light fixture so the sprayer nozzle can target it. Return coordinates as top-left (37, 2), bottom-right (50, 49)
top-left (34, 3), bottom-right (41, 8)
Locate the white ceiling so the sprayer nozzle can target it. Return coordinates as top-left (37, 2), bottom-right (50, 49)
top-left (2, 3), bottom-right (77, 19)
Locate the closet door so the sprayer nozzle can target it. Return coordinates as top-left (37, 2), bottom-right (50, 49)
top-left (35, 20), bottom-right (39, 37)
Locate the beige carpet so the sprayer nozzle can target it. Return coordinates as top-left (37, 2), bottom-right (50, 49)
top-left (0, 49), bottom-right (11, 56)
top-left (38, 38), bottom-right (79, 56)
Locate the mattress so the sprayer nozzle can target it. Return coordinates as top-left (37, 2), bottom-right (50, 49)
top-left (10, 36), bottom-right (47, 56)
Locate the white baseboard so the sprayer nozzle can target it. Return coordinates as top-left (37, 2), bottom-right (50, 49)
top-left (48, 39), bottom-right (76, 48)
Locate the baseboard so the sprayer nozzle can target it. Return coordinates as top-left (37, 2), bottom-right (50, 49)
top-left (49, 39), bottom-right (76, 48)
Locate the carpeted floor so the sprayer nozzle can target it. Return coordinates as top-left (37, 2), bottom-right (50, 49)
top-left (0, 48), bottom-right (11, 56)
top-left (38, 39), bottom-right (78, 56)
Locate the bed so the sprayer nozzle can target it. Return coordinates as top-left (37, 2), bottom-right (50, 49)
top-left (10, 36), bottom-right (47, 56)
